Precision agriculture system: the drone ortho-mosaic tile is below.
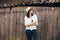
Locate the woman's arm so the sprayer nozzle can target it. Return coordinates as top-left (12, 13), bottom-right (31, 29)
top-left (32, 21), bottom-right (38, 26)
top-left (32, 14), bottom-right (38, 26)
top-left (25, 21), bottom-right (38, 27)
top-left (25, 22), bottom-right (34, 27)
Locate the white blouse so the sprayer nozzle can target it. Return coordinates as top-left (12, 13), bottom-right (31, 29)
top-left (24, 14), bottom-right (38, 30)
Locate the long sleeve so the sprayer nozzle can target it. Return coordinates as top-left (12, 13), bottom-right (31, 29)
top-left (33, 14), bottom-right (38, 22)
top-left (24, 16), bottom-right (29, 26)
top-left (33, 14), bottom-right (38, 25)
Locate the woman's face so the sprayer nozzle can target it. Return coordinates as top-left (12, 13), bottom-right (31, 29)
top-left (29, 9), bottom-right (34, 15)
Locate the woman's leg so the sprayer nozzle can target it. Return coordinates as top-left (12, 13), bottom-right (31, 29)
top-left (26, 30), bottom-right (32, 40)
top-left (32, 30), bottom-right (39, 40)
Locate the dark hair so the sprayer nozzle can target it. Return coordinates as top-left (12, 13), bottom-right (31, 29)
top-left (26, 9), bottom-right (33, 18)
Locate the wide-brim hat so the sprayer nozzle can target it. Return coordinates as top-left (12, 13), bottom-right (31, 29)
top-left (26, 7), bottom-right (32, 12)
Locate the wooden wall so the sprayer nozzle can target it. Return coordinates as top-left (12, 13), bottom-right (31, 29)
top-left (0, 7), bottom-right (60, 40)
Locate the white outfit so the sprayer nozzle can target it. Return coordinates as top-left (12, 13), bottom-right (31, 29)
top-left (24, 14), bottom-right (38, 30)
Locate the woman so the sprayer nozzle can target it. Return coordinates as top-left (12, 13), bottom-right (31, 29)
top-left (24, 7), bottom-right (38, 40)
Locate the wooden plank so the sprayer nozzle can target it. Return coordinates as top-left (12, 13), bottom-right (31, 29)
top-left (0, 12), bottom-right (5, 40)
top-left (4, 12), bottom-right (10, 40)
top-left (20, 11), bottom-right (25, 40)
top-left (12, 12), bottom-right (16, 40)
top-left (0, 13), bottom-right (3, 40)
top-left (56, 7), bottom-right (60, 40)
top-left (10, 11), bottom-right (14, 40)
top-left (10, 11), bottom-right (17, 40)
top-left (16, 12), bottom-right (21, 40)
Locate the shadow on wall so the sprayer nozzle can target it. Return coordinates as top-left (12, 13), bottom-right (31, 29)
top-left (56, 28), bottom-right (60, 40)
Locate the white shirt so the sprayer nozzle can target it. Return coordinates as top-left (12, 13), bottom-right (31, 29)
top-left (24, 14), bottom-right (38, 30)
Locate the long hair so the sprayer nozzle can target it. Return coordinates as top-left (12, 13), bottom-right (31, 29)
top-left (26, 9), bottom-right (33, 18)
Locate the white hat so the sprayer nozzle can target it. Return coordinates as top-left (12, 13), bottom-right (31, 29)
top-left (26, 7), bottom-right (32, 12)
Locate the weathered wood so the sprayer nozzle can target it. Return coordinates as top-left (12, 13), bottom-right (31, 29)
top-left (0, 7), bottom-right (60, 40)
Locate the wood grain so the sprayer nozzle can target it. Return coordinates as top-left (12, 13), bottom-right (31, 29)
top-left (0, 7), bottom-right (60, 40)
